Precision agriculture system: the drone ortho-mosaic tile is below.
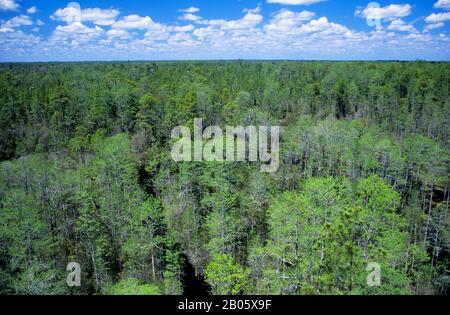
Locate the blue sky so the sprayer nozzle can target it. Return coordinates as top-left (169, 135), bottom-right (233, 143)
top-left (0, 0), bottom-right (449, 61)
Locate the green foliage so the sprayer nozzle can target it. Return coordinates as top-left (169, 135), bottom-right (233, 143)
top-left (249, 176), bottom-right (417, 295)
top-left (205, 253), bottom-right (250, 295)
top-left (106, 278), bottom-right (161, 295)
top-left (0, 61), bottom-right (448, 295)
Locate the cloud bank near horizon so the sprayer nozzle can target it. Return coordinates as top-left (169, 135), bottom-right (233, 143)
top-left (0, 0), bottom-right (449, 61)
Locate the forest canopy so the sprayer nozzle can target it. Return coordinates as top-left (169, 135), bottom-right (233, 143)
top-left (0, 61), bottom-right (448, 295)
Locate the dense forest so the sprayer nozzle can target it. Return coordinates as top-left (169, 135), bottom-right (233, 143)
top-left (0, 61), bottom-right (448, 295)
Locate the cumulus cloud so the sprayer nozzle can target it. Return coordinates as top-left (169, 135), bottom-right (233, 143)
top-left (0, 0), bottom-right (19, 11)
top-left (173, 25), bottom-right (195, 32)
top-left (2, 15), bottom-right (33, 28)
top-left (168, 32), bottom-right (198, 47)
top-left (298, 17), bottom-right (350, 35)
top-left (179, 13), bottom-right (202, 21)
top-left (144, 28), bottom-right (171, 41)
top-left (193, 26), bottom-right (225, 39)
top-left (434, 0), bottom-right (450, 10)
top-left (199, 7), bottom-right (263, 30)
top-left (112, 15), bottom-right (154, 29)
top-left (179, 7), bottom-right (200, 14)
top-left (425, 12), bottom-right (450, 23)
top-left (112, 15), bottom-right (167, 33)
top-left (52, 22), bottom-right (104, 46)
top-left (355, 4), bottom-right (412, 22)
top-left (0, 27), bottom-right (14, 33)
top-left (27, 6), bottom-right (38, 14)
top-left (425, 22), bottom-right (445, 32)
top-left (387, 19), bottom-right (415, 32)
top-left (51, 3), bottom-right (120, 26)
top-left (0, 30), bottom-right (42, 55)
top-left (110, 15), bottom-right (171, 41)
top-left (266, 0), bottom-right (325, 5)
top-left (178, 6), bottom-right (202, 21)
top-left (1, 2), bottom-right (449, 61)
top-left (106, 29), bottom-right (130, 39)
top-left (265, 9), bottom-right (315, 33)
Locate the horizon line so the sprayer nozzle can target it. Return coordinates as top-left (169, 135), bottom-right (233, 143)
top-left (1, 58), bottom-right (450, 64)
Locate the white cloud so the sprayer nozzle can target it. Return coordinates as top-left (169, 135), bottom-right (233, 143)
top-left (244, 6), bottom-right (263, 14)
top-left (52, 22), bottom-right (104, 46)
top-left (53, 22), bottom-right (103, 38)
top-left (425, 22), bottom-right (445, 31)
top-left (0, 0), bottom-right (19, 11)
top-left (27, 6), bottom-right (38, 14)
top-left (110, 15), bottom-right (171, 41)
top-left (2, 15), bottom-right (33, 28)
top-left (298, 17), bottom-right (350, 35)
top-left (51, 3), bottom-right (120, 26)
top-left (187, 7), bottom-right (267, 53)
top-left (265, 9), bottom-right (315, 33)
top-left (168, 32), bottom-right (198, 46)
top-left (193, 26), bottom-right (225, 39)
top-left (106, 29), bottom-right (130, 39)
top-left (179, 13), bottom-right (202, 21)
top-left (356, 4), bottom-right (412, 22)
top-left (0, 30), bottom-right (42, 55)
top-left (425, 12), bottom-right (450, 23)
top-left (1, 1), bottom-right (449, 61)
top-left (173, 25), bottom-right (195, 32)
top-left (178, 7), bottom-right (202, 21)
top-left (434, 0), bottom-right (450, 10)
top-left (387, 19), bottom-right (415, 32)
top-left (113, 15), bottom-right (165, 31)
top-left (200, 8), bottom-right (263, 30)
top-left (0, 26), bottom-right (14, 33)
top-left (179, 7), bottom-right (200, 14)
top-left (267, 0), bottom-right (325, 5)
top-left (144, 28), bottom-right (171, 41)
